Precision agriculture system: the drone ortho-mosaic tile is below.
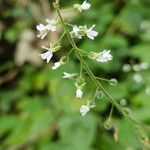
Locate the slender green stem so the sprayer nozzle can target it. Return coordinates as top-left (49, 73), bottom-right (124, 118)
top-left (55, 5), bottom-right (126, 115)
top-left (80, 64), bottom-right (83, 78)
top-left (78, 48), bottom-right (89, 55)
top-left (65, 22), bottom-right (73, 27)
top-left (91, 87), bottom-right (99, 101)
top-left (57, 31), bottom-right (66, 43)
top-left (95, 77), bottom-right (112, 82)
top-left (67, 48), bottom-right (74, 56)
top-left (53, 2), bottom-right (148, 129)
top-left (108, 105), bottom-right (114, 118)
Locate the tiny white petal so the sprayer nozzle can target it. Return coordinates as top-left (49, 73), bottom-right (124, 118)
top-left (79, 105), bottom-right (90, 116)
top-left (76, 88), bottom-right (83, 99)
top-left (52, 62), bottom-right (61, 70)
top-left (62, 72), bottom-right (75, 79)
top-left (81, 1), bottom-right (91, 10)
top-left (86, 25), bottom-right (98, 40)
top-left (45, 19), bottom-right (57, 31)
top-left (133, 73), bottom-right (143, 83)
top-left (96, 50), bottom-right (113, 62)
top-left (39, 51), bottom-right (53, 63)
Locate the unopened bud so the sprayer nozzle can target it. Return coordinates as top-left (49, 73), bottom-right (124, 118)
top-left (109, 78), bottom-right (118, 86)
top-left (120, 99), bottom-right (127, 106)
top-left (104, 117), bottom-right (114, 130)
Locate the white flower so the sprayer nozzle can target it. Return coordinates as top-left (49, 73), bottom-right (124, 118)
top-left (96, 50), bottom-right (113, 62)
top-left (133, 73), bottom-right (143, 83)
top-left (81, 1), bottom-right (91, 10)
top-left (72, 26), bottom-right (83, 39)
top-left (140, 62), bottom-right (149, 70)
top-left (39, 51), bottom-right (53, 63)
top-left (62, 72), bottom-right (75, 79)
top-left (39, 45), bottom-right (53, 63)
top-left (76, 88), bottom-right (83, 99)
top-left (86, 25), bottom-right (98, 40)
top-left (36, 19), bottom-right (57, 39)
top-left (79, 105), bottom-right (90, 116)
top-left (72, 25), bottom-right (98, 40)
top-left (36, 23), bottom-right (48, 39)
top-left (45, 19), bottom-right (57, 31)
top-left (133, 64), bottom-right (142, 72)
top-left (52, 62), bottom-right (61, 70)
top-left (122, 64), bottom-right (131, 72)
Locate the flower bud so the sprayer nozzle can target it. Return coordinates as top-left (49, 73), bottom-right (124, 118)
top-left (96, 90), bottom-right (104, 99)
top-left (120, 99), bottom-right (127, 106)
top-left (109, 78), bottom-right (118, 86)
top-left (73, 4), bottom-right (81, 12)
top-left (60, 56), bottom-right (69, 65)
top-left (104, 117), bottom-right (114, 130)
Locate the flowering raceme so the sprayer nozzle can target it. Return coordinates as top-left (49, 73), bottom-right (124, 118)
top-left (37, 1), bottom-right (115, 116)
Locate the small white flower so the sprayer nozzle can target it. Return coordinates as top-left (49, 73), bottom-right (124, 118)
top-left (76, 88), bottom-right (83, 99)
top-left (133, 73), bottom-right (143, 83)
top-left (36, 19), bottom-right (57, 39)
top-left (140, 62), bottom-right (149, 70)
top-left (122, 64), bottom-right (131, 72)
top-left (39, 45), bottom-right (53, 63)
top-left (79, 105), bottom-right (90, 116)
top-left (45, 19), bottom-right (57, 31)
top-left (39, 51), bottom-right (53, 63)
top-left (86, 25), bottom-right (98, 40)
top-left (36, 23), bottom-right (48, 39)
top-left (133, 64), bottom-right (142, 72)
top-left (81, 1), bottom-right (91, 10)
top-left (72, 26), bottom-right (83, 39)
top-left (72, 25), bottom-right (98, 40)
top-left (52, 62), bottom-right (61, 70)
top-left (62, 72), bottom-right (75, 79)
top-left (96, 50), bottom-right (113, 62)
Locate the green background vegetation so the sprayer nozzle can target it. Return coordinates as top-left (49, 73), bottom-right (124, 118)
top-left (0, 0), bottom-right (150, 149)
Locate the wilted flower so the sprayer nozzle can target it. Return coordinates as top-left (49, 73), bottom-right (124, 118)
top-left (79, 105), bottom-right (90, 116)
top-left (86, 25), bottom-right (98, 40)
top-left (81, 1), bottom-right (91, 10)
top-left (76, 88), bottom-right (83, 99)
top-left (62, 72), bottom-right (76, 79)
top-left (96, 50), bottom-right (113, 62)
top-left (52, 61), bottom-right (61, 70)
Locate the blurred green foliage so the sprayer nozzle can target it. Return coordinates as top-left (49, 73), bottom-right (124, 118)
top-left (0, 0), bottom-right (150, 149)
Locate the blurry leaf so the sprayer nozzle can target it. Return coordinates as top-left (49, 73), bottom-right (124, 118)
top-left (130, 44), bottom-right (150, 62)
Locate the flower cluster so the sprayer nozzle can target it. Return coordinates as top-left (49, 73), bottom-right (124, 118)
top-left (37, 19), bottom-right (59, 39)
top-left (72, 25), bottom-right (98, 40)
top-left (36, 1), bottom-right (114, 116)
